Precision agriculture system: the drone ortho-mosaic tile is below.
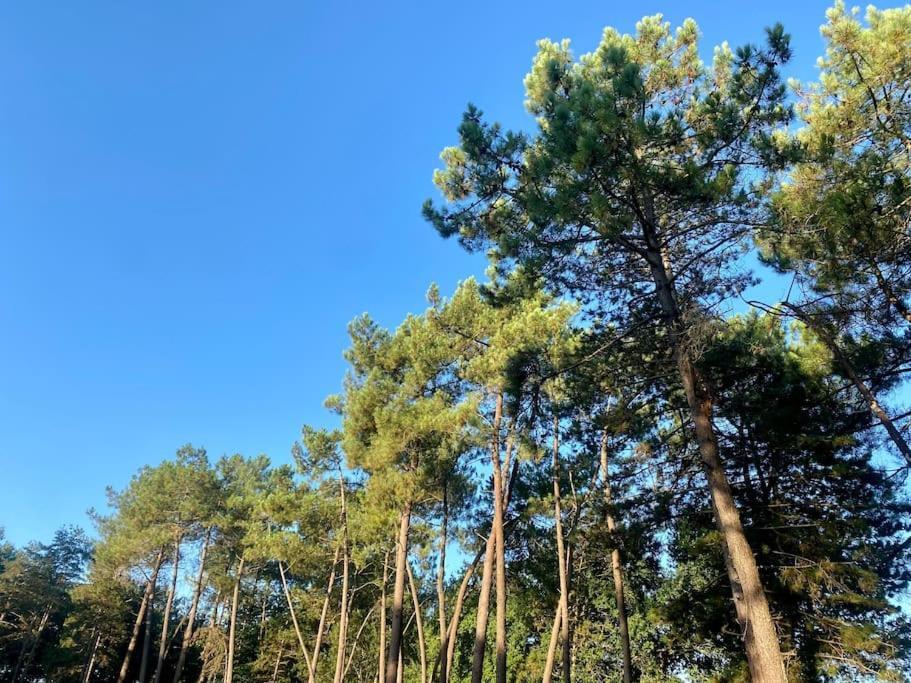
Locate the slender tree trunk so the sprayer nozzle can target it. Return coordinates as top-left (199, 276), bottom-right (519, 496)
top-left (83, 631), bottom-right (101, 683)
top-left (118, 549), bottom-right (165, 683)
top-left (471, 415), bottom-right (517, 683)
top-left (785, 302), bottom-right (911, 466)
top-left (153, 537), bottom-right (182, 683)
top-left (14, 605), bottom-right (50, 682)
top-left (869, 258), bottom-right (911, 325)
top-left (600, 431), bottom-right (632, 683)
top-left (441, 548), bottom-right (482, 683)
top-left (343, 605), bottom-right (377, 679)
top-left (491, 394), bottom-right (508, 683)
top-left (139, 590), bottom-right (155, 683)
top-left (173, 528), bottom-right (211, 683)
top-left (378, 552), bottom-right (389, 683)
top-left (436, 484), bottom-right (449, 683)
top-left (646, 244), bottom-right (786, 682)
top-left (470, 506), bottom-right (497, 683)
top-left (279, 561), bottom-right (313, 673)
top-left (333, 474), bottom-right (351, 683)
top-left (271, 642), bottom-right (284, 683)
top-left (551, 419), bottom-right (571, 683)
top-left (384, 503), bottom-right (412, 683)
top-left (542, 604), bottom-right (561, 683)
top-left (310, 544), bottom-right (341, 683)
top-left (225, 554), bottom-right (245, 683)
top-left (406, 561), bottom-right (428, 683)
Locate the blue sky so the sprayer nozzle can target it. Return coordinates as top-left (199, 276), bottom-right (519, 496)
top-left (0, 0), bottom-right (842, 546)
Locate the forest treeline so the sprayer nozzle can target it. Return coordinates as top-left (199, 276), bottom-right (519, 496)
top-left (3, 3), bottom-right (911, 681)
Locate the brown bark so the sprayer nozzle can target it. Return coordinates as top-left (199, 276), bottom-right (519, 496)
top-left (407, 561), bottom-right (428, 683)
top-left (385, 503), bottom-right (412, 683)
top-left (122, 548), bottom-right (164, 683)
top-left (271, 642), bottom-right (284, 683)
top-left (600, 431), bottom-right (632, 683)
top-left (333, 475), bottom-right (351, 683)
top-left (646, 243), bottom-right (786, 682)
top-left (309, 543), bottom-right (341, 683)
top-left (173, 528), bottom-right (211, 683)
top-left (153, 536), bottom-right (182, 683)
top-left (491, 394), bottom-right (508, 683)
top-left (551, 419), bottom-right (571, 683)
top-left (869, 258), bottom-right (911, 325)
top-left (279, 561), bottom-right (313, 673)
top-left (378, 551), bottom-right (389, 683)
top-left (542, 604), bottom-right (562, 683)
top-left (785, 303), bottom-right (911, 467)
top-left (436, 484), bottom-right (449, 683)
top-left (224, 554), bottom-right (245, 683)
top-left (139, 589), bottom-right (154, 683)
top-left (443, 548), bottom-right (482, 682)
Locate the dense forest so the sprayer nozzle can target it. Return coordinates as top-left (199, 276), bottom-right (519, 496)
top-left (3, 3), bottom-right (911, 681)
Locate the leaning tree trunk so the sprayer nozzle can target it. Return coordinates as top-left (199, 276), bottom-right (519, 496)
top-left (384, 503), bottom-right (413, 683)
top-left (647, 248), bottom-right (786, 683)
top-left (83, 631), bottom-right (101, 683)
top-left (333, 474), bottom-right (351, 683)
top-left (279, 561), bottom-right (313, 674)
top-left (224, 554), bottom-right (246, 683)
top-left (153, 536), bottom-right (182, 683)
top-left (309, 544), bottom-right (341, 683)
top-left (542, 604), bottom-right (562, 683)
top-left (783, 302), bottom-right (911, 467)
top-left (407, 561), bottom-right (428, 683)
top-left (118, 549), bottom-right (165, 683)
top-left (442, 547), bottom-right (483, 682)
top-left (139, 589), bottom-right (155, 683)
top-left (173, 528), bottom-right (211, 683)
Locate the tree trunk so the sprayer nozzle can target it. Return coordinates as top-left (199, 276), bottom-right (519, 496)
top-left (225, 554), bottom-right (245, 683)
top-left (551, 419), bottom-right (571, 683)
top-left (442, 548), bottom-right (482, 682)
top-left (333, 474), bottom-right (351, 683)
top-left (139, 589), bottom-right (154, 683)
top-left (491, 394), bottom-right (508, 683)
top-left (384, 503), bottom-right (412, 683)
top-left (153, 536), bottom-right (182, 683)
top-left (271, 642), bottom-right (284, 683)
top-left (343, 605), bottom-right (377, 679)
top-left (470, 505), bottom-right (497, 683)
top-left (869, 258), bottom-right (911, 325)
top-left (647, 247), bottom-right (786, 683)
top-left (173, 528), bottom-right (211, 683)
top-left (436, 483), bottom-right (449, 683)
top-left (14, 605), bottom-right (50, 682)
top-left (118, 549), bottom-right (165, 683)
top-left (600, 430), bottom-right (632, 683)
top-left (542, 604), bottom-right (561, 683)
top-left (785, 302), bottom-right (911, 467)
top-left (378, 552), bottom-right (389, 683)
top-left (406, 561), bottom-right (428, 683)
top-left (83, 631), bottom-right (101, 683)
top-left (310, 544), bottom-right (341, 683)
top-left (279, 561), bottom-right (314, 673)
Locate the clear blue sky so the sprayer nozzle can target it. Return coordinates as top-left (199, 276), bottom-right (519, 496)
top-left (0, 0), bottom-right (840, 546)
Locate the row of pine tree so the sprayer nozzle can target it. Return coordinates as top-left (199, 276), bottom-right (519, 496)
top-left (2, 3), bottom-right (911, 681)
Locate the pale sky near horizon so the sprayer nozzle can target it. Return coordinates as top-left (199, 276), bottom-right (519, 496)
top-left (0, 0), bottom-right (846, 546)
